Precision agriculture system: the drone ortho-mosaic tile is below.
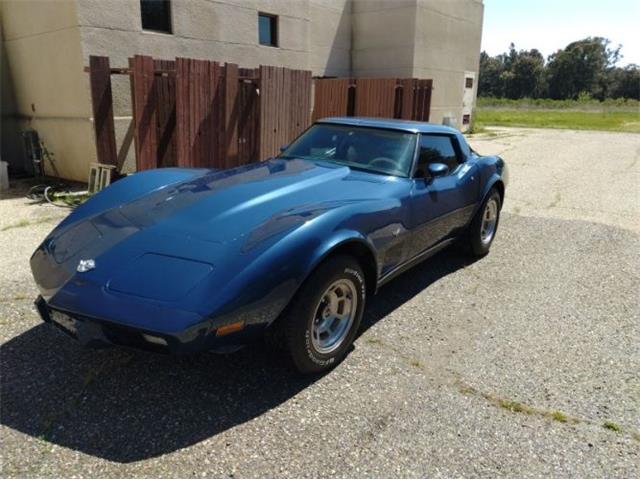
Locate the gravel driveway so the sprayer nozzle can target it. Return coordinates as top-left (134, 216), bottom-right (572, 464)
top-left (1, 128), bottom-right (638, 477)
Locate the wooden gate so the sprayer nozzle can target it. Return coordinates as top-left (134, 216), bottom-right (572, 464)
top-left (87, 55), bottom-right (312, 172)
top-left (259, 66), bottom-right (312, 158)
top-left (312, 77), bottom-right (432, 121)
top-left (173, 58), bottom-right (225, 168)
top-left (353, 78), bottom-right (397, 117)
top-left (397, 79), bottom-right (433, 121)
top-left (311, 78), bottom-right (351, 120)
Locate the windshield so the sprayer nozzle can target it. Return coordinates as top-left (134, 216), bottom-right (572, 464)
top-left (279, 124), bottom-right (417, 177)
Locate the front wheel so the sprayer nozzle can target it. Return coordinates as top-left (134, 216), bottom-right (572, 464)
top-left (467, 188), bottom-right (501, 257)
top-left (278, 255), bottom-right (366, 374)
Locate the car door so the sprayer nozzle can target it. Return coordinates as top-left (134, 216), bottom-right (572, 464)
top-left (407, 133), bottom-right (479, 258)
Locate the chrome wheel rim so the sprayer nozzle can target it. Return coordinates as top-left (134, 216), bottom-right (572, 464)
top-left (311, 279), bottom-right (358, 354)
top-left (480, 198), bottom-right (498, 245)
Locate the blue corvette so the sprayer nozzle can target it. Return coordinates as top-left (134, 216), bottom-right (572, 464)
top-left (31, 117), bottom-right (507, 373)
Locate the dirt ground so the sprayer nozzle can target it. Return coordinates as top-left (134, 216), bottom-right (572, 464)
top-left (1, 127), bottom-right (639, 477)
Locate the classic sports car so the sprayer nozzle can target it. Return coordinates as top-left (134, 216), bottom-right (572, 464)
top-left (31, 117), bottom-right (507, 373)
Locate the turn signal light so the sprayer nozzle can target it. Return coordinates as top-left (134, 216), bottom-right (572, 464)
top-left (215, 320), bottom-right (245, 337)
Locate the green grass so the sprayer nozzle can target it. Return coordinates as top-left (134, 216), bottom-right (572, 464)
top-left (409, 359), bottom-right (424, 369)
top-left (477, 96), bottom-right (640, 110)
top-left (498, 399), bottom-right (535, 414)
top-left (1, 216), bottom-right (60, 231)
top-left (456, 382), bottom-right (638, 434)
top-left (603, 421), bottom-right (622, 432)
top-left (51, 191), bottom-right (92, 207)
top-left (1, 219), bottom-right (30, 231)
top-left (550, 411), bottom-right (568, 423)
top-left (475, 108), bottom-right (640, 133)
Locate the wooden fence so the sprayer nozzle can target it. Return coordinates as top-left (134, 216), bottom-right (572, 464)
top-left (312, 78), bottom-right (433, 121)
top-left (87, 55), bottom-right (311, 172)
top-left (86, 55), bottom-right (432, 173)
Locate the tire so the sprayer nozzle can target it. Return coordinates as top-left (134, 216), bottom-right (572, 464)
top-left (468, 188), bottom-right (501, 257)
top-left (276, 255), bottom-right (366, 374)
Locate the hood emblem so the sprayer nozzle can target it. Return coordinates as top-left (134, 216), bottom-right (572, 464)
top-left (77, 259), bottom-right (96, 273)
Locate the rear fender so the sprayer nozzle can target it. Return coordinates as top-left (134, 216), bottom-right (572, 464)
top-left (473, 156), bottom-right (507, 217)
top-left (481, 174), bottom-right (504, 203)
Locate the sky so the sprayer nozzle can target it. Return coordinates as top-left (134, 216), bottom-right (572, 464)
top-left (481, 0), bottom-right (640, 66)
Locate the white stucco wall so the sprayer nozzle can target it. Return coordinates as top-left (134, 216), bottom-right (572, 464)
top-left (309, 0), bottom-right (352, 77)
top-left (412, 0), bottom-right (483, 127)
top-left (1, 0), bottom-right (483, 181)
top-left (0, 0), bottom-right (95, 180)
top-left (351, 0), bottom-right (417, 78)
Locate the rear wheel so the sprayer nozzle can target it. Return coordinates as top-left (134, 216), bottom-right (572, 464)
top-left (467, 188), bottom-right (501, 257)
top-left (276, 255), bottom-right (366, 374)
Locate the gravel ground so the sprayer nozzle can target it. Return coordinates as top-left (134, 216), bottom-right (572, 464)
top-left (1, 128), bottom-right (639, 477)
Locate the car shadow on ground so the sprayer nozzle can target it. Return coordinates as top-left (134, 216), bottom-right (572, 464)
top-left (0, 247), bottom-right (475, 463)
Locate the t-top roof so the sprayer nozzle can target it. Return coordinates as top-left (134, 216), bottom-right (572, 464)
top-left (316, 116), bottom-right (460, 135)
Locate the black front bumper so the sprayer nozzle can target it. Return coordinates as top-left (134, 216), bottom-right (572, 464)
top-left (36, 295), bottom-right (262, 356)
top-left (35, 295), bottom-right (183, 353)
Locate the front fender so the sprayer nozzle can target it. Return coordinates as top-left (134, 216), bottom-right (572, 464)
top-left (204, 216), bottom-right (378, 331)
top-left (307, 229), bottom-right (376, 275)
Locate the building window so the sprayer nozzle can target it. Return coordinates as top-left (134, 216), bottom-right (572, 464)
top-left (141, 0), bottom-right (172, 34)
top-left (465, 77), bottom-right (473, 89)
top-left (258, 13), bottom-right (278, 47)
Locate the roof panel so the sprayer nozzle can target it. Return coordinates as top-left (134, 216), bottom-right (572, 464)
top-left (316, 116), bottom-right (459, 134)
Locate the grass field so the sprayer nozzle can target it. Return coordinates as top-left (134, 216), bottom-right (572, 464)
top-left (475, 108), bottom-right (640, 133)
top-left (476, 96), bottom-right (640, 110)
top-left (474, 97), bottom-right (640, 133)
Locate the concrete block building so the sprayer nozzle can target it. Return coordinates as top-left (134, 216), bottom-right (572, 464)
top-left (1, 0), bottom-right (483, 181)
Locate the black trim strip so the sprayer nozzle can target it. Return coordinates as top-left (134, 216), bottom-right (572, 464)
top-left (412, 203), bottom-right (476, 234)
top-left (377, 237), bottom-right (455, 288)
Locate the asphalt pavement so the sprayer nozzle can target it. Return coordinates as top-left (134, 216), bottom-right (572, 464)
top-left (1, 127), bottom-right (638, 477)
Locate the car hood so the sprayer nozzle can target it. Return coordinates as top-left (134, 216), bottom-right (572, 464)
top-left (36, 159), bottom-right (399, 286)
top-left (113, 158), bottom-right (393, 243)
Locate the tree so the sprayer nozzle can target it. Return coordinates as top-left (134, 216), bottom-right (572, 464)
top-left (477, 37), bottom-right (636, 100)
top-left (608, 65), bottom-right (640, 99)
top-left (503, 48), bottom-right (546, 98)
top-left (478, 51), bottom-right (505, 97)
top-left (479, 45), bottom-right (547, 99)
top-left (546, 37), bottom-right (621, 100)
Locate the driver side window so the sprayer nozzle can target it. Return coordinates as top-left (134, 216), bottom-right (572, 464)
top-left (416, 135), bottom-right (461, 177)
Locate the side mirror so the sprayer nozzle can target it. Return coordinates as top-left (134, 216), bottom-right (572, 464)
top-left (279, 144), bottom-right (289, 153)
top-left (427, 163), bottom-right (448, 179)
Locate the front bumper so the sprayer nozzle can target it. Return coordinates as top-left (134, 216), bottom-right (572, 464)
top-left (34, 296), bottom-right (254, 355)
